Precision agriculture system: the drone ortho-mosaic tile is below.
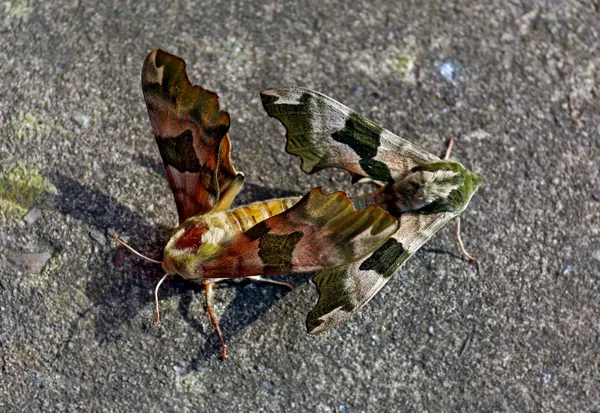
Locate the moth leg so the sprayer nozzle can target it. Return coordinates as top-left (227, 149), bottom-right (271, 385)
top-left (245, 275), bottom-right (294, 291)
top-left (444, 137), bottom-right (455, 160)
top-left (202, 280), bottom-right (228, 360)
top-left (454, 217), bottom-right (477, 263)
top-left (359, 177), bottom-right (385, 188)
top-left (154, 273), bottom-right (170, 325)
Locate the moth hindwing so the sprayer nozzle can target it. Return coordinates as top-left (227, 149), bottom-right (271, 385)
top-left (261, 86), bottom-right (481, 334)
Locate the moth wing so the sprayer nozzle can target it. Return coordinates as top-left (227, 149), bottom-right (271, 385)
top-left (142, 49), bottom-right (244, 223)
top-left (261, 86), bottom-right (439, 182)
top-left (200, 188), bottom-right (399, 277)
top-left (307, 210), bottom-right (455, 334)
top-left (213, 134), bottom-right (245, 212)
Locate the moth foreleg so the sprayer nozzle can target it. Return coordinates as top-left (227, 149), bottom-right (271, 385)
top-left (202, 280), bottom-right (228, 360)
top-left (454, 217), bottom-right (478, 264)
top-left (245, 275), bottom-right (294, 291)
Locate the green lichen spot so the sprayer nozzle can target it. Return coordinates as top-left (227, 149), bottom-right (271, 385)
top-left (258, 231), bottom-right (303, 273)
top-left (0, 163), bottom-right (56, 220)
top-left (359, 238), bottom-right (409, 278)
top-left (14, 112), bottom-right (39, 140)
top-left (331, 112), bottom-right (392, 181)
top-left (3, 0), bottom-right (32, 22)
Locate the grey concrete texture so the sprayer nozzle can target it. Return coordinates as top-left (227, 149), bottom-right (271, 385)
top-left (1, 0), bottom-right (599, 411)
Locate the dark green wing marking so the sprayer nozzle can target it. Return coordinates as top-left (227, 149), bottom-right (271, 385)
top-left (307, 210), bottom-right (455, 334)
top-left (261, 86), bottom-right (439, 182)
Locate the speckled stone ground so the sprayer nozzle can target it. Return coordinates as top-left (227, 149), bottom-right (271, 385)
top-left (1, 1), bottom-right (599, 412)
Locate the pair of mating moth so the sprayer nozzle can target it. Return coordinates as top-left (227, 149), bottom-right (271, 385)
top-left (114, 49), bottom-right (481, 360)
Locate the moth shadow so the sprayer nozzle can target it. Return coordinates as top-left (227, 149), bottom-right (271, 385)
top-left (419, 247), bottom-right (462, 260)
top-left (179, 273), bottom-right (311, 365)
top-left (133, 154), bottom-right (301, 205)
top-left (52, 173), bottom-right (308, 361)
top-left (420, 246), bottom-right (481, 274)
top-left (52, 173), bottom-right (169, 347)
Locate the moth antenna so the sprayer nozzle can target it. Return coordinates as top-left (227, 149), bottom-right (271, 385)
top-left (154, 273), bottom-right (170, 325)
top-left (110, 233), bottom-right (162, 265)
top-left (245, 275), bottom-right (294, 291)
top-left (444, 137), bottom-right (455, 160)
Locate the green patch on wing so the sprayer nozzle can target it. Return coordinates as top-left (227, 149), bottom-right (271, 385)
top-left (0, 163), bottom-right (56, 220)
top-left (306, 233), bottom-right (411, 334)
top-left (306, 265), bottom-right (356, 333)
top-left (258, 231), bottom-right (303, 273)
top-left (331, 112), bottom-right (392, 182)
top-left (259, 92), bottom-right (328, 172)
top-left (260, 92), bottom-right (316, 140)
top-left (359, 238), bottom-right (409, 278)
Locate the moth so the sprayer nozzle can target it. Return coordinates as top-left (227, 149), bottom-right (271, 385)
top-left (113, 49), bottom-right (481, 359)
top-left (113, 49), bottom-right (399, 359)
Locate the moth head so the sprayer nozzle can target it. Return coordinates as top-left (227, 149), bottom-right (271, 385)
top-left (385, 161), bottom-right (481, 216)
top-left (423, 161), bottom-right (481, 214)
top-left (162, 223), bottom-right (228, 279)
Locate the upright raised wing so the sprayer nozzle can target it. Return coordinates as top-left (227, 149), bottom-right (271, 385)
top-left (142, 49), bottom-right (244, 223)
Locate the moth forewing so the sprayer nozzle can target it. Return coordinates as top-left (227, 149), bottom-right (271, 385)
top-left (261, 86), bottom-right (440, 181)
top-left (307, 170), bottom-right (480, 334)
top-left (307, 211), bottom-right (453, 334)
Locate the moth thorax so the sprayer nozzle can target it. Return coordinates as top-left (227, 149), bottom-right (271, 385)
top-left (162, 224), bottom-right (228, 278)
top-left (174, 225), bottom-right (228, 253)
top-left (384, 169), bottom-right (460, 215)
top-left (162, 224), bottom-right (211, 276)
top-left (174, 225), bottom-right (209, 250)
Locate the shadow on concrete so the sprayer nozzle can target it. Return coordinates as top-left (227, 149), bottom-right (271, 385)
top-left (52, 172), bottom-right (307, 363)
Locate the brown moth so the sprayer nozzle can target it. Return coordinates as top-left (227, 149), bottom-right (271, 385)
top-left (112, 50), bottom-right (400, 359)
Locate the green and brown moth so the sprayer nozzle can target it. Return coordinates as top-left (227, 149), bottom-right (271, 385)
top-left (261, 87), bottom-right (481, 333)
top-left (113, 49), bottom-right (481, 359)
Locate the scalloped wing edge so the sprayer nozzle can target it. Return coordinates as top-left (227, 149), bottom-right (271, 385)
top-left (142, 49), bottom-right (244, 223)
top-left (307, 210), bottom-right (455, 334)
top-left (261, 86), bottom-right (439, 183)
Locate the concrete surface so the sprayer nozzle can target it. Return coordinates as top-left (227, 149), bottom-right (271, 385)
top-left (1, 1), bottom-right (599, 411)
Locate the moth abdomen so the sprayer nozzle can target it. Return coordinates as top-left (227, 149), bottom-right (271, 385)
top-left (225, 197), bottom-right (301, 232)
